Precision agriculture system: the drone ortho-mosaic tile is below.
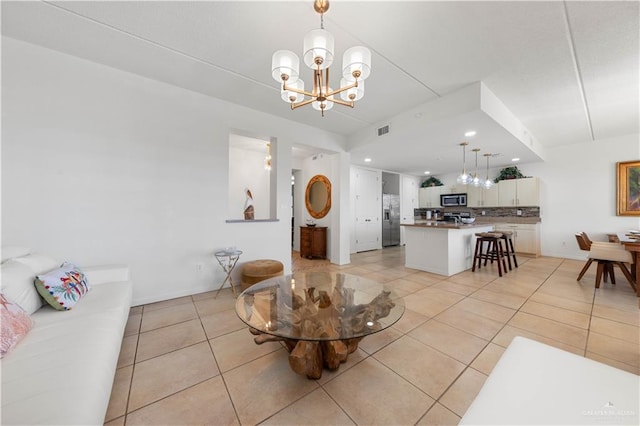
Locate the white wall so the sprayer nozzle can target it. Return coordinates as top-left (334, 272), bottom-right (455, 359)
top-left (1, 37), bottom-right (347, 305)
top-left (524, 133), bottom-right (640, 259)
top-left (228, 146), bottom-right (271, 220)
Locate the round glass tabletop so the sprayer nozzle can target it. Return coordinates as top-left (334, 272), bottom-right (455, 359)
top-left (235, 272), bottom-right (405, 342)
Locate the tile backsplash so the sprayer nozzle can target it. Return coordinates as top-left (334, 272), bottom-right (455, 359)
top-left (414, 206), bottom-right (540, 220)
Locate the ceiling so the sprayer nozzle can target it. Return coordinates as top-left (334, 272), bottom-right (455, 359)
top-left (2, 1), bottom-right (638, 177)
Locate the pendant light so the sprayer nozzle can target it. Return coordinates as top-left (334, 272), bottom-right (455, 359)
top-left (471, 148), bottom-right (481, 187)
top-left (483, 153), bottom-right (494, 189)
top-left (456, 142), bottom-right (471, 185)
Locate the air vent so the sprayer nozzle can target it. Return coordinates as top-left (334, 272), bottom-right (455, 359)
top-left (377, 124), bottom-right (390, 136)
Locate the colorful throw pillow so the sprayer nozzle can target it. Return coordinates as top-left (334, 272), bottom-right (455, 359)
top-left (34, 263), bottom-right (90, 311)
top-left (1, 292), bottom-right (33, 358)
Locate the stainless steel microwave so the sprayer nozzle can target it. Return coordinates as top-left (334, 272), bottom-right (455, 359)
top-left (440, 193), bottom-right (467, 207)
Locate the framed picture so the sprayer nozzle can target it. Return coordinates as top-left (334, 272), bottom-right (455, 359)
top-left (617, 160), bottom-right (640, 216)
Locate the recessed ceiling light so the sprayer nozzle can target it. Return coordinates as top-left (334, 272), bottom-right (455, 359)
top-left (512, 157), bottom-right (520, 162)
top-left (465, 131), bottom-right (477, 137)
top-left (364, 158), bottom-right (372, 163)
top-left (424, 171), bottom-right (430, 175)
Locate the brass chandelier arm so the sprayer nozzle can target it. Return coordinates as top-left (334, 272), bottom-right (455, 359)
top-left (282, 81), bottom-right (315, 98)
top-left (330, 98), bottom-right (355, 108)
top-left (291, 98), bottom-right (316, 110)
top-left (325, 80), bottom-right (357, 97)
top-left (283, 73), bottom-right (358, 105)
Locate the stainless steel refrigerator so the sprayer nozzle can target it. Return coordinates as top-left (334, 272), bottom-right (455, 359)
top-left (382, 194), bottom-right (401, 247)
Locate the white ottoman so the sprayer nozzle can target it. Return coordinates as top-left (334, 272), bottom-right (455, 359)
top-left (461, 337), bottom-right (639, 425)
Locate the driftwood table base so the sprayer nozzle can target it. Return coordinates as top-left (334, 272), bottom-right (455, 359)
top-left (236, 272), bottom-right (405, 380)
top-left (250, 327), bottom-right (362, 379)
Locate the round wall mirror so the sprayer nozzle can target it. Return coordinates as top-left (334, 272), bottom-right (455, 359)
top-left (305, 175), bottom-right (332, 219)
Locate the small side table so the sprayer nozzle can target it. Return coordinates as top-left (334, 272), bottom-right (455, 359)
top-left (214, 250), bottom-right (242, 298)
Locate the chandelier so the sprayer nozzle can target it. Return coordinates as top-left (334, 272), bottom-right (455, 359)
top-left (270, 0), bottom-right (372, 116)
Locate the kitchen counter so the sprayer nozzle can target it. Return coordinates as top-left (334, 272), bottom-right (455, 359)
top-left (403, 223), bottom-right (494, 276)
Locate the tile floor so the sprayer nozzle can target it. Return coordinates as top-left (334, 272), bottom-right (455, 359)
top-left (105, 247), bottom-right (640, 425)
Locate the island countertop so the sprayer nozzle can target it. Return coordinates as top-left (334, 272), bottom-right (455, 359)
top-left (403, 223), bottom-right (494, 276)
top-left (401, 222), bottom-right (495, 230)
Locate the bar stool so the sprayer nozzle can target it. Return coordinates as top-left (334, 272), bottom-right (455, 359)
top-left (472, 232), bottom-right (508, 277)
top-left (500, 231), bottom-right (518, 271)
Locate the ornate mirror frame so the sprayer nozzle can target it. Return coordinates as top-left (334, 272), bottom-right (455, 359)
top-left (305, 175), bottom-right (332, 219)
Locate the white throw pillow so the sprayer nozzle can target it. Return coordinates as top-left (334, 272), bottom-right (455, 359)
top-left (11, 254), bottom-right (60, 275)
top-left (0, 260), bottom-right (43, 315)
top-left (1, 247), bottom-right (31, 264)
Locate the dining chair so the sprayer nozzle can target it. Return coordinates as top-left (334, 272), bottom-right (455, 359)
top-left (575, 232), bottom-right (635, 291)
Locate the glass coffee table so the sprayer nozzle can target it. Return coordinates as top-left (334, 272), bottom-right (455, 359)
top-left (235, 272), bottom-right (405, 379)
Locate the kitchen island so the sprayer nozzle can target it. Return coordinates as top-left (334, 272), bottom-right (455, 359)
top-left (402, 222), bottom-right (494, 276)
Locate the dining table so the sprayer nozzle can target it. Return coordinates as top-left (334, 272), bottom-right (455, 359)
top-left (617, 232), bottom-right (640, 297)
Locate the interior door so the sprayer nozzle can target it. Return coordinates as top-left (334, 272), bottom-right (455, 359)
top-left (355, 169), bottom-right (380, 252)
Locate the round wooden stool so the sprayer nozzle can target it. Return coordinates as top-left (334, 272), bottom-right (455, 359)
top-left (241, 259), bottom-right (284, 291)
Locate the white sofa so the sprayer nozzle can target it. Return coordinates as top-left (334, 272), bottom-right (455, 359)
top-left (461, 336), bottom-right (640, 425)
top-left (1, 249), bottom-right (132, 425)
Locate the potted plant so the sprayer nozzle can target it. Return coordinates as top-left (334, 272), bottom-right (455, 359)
top-left (421, 176), bottom-right (443, 187)
top-left (494, 166), bottom-right (527, 183)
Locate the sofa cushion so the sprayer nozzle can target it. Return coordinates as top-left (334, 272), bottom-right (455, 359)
top-left (0, 260), bottom-right (43, 315)
top-left (11, 253), bottom-right (60, 275)
top-left (1, 247), bottom-right (31, 263)
top-left (0, 293), bottom-right (33, 358)
top-left (35, 263), bottom-right (90, 310)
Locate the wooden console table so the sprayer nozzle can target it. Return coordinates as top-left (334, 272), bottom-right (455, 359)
top-left (300, 226), bottom-right (327, 259)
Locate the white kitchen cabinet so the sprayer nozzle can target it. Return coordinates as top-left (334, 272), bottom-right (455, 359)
top-left (467, 185), bottom-right (499, 207)
top-left (484, 185), bottom-right (499, 206)
top-left (466, 185), bottom-right (482, 207)
top-left (494, 222), bottom-right (540, 256)
top-left (515, 177), bottom-right (540, 206)
top-left (418, 186), bottom-right (442, 208)
top-left (401, 175), bottom-right (419, 223)
top-left (498, 177), bottom-right (539, 207)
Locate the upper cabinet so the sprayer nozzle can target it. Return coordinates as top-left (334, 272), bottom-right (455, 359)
top-left (497, 177), bottom-right (540, 207)
top-left (418, 186), bottom-right (443, 208)
top-left (467, 185), bottom-right (499, 207)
